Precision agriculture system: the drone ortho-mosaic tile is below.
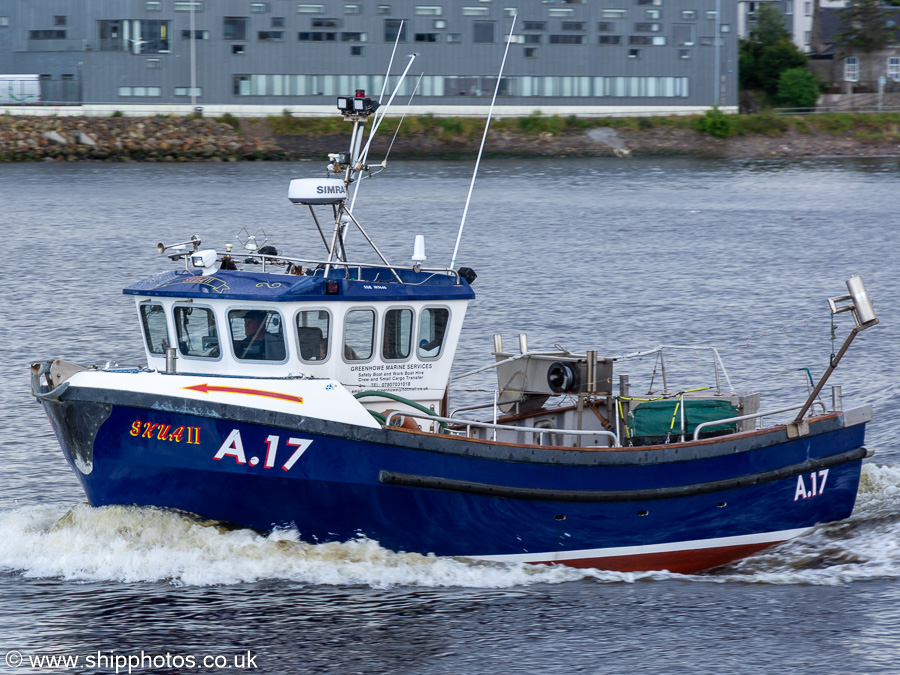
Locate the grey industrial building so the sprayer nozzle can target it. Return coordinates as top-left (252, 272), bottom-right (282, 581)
top-left (0, 0), bottom-right (737, 114)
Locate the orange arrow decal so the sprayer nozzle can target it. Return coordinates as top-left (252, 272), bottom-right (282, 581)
top-left (183, 383), bottom-right (303, 404)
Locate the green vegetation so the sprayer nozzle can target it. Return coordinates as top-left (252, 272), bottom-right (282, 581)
top-left (214, 112), bottom-right (242, 131)
top-left (693, 107), bottom-right (734, 138)
top-left (740, 3), bottom-right (812, 107)
top-left (256, 111), bottom-right (900, 142)
top-left (110, 110), bottom-right (124, 118)
top-left (776, 68), bottom-right (822, 109)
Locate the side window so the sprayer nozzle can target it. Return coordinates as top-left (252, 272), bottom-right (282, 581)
top-left (418, 307), bottom-right (449, 359)
top-left (173, 306), bottom-right (220, 358)
top-left (229, 309), bottom-right (286, 361)
top-left (344, 309), bottom-right (375, 361)
top-left (140, 303), bottom-right (169, 354)
top-left (382, 308), bottom-right (413, 360)
top-left (297, 309), bottom-right (330, 362)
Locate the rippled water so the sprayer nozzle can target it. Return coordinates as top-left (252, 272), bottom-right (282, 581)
top-left (2, 157), bottom-right (899, 674)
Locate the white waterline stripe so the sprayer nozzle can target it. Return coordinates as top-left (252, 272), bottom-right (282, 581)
top-left (470, 527), bottom-right (811, 564)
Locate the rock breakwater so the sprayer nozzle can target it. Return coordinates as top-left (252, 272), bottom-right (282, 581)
top-left (0, 116), bottom-right (283, 162)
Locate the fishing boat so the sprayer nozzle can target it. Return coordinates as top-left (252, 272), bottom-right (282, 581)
top-left (31, 91), bottom-right (879, 575)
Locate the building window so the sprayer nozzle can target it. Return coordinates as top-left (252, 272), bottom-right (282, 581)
top-left (523, 33), bottom-right (541, 43)
top-left (174, 1), bottom-right (203, 10)
top-left (182, 29), bottom-right (210, 39)
top-left (523, 21), bottom-right (545, 30)
top-left (646, 9), bottom-right (661, 19)
top-left (341, 31), bottom-right (367, 41)
top-left (804, 1), bottom-right (812, 15)
top-left (681, 10), bottom-right (696, 20)
top-left (377, 5), bottom-right (391, 14)
top-left (416, 5), bottom-right (443, 15)
top-left (258, 30), bottom-right (284, 40)
top-left (312, 18), bottom-right (339, 26)
top-left (629, 35), bottom-right (651, 44)
top-left (434, 19), bottom-right (447, 28)
top-left (550, 34), bottom-right (584, 43)
top-left (844, 56), bottom-right (859, 82)
top-left (889, 56), bottom-right (900, 81)
top-left (598, 22), bottom-right (615, 31)
top-left (224, 17), bottom-right (248, 40)
top-left (504, 7), bottom-right (517, 17)
top-left (547, 8), bottom-right (575, 17)
top-left (146, 2), bottom-right (162, 10)
top-left (299, 31), bottom-right (336, 40)
top-left (232, 43), bottom-right (246, 53)
top-left (720, 24), bottom-right (731, 32)
top-left (652, 35), bottom-right (666, 45)
top-left (598, 35), bottom-right (622, 44)
top-left (297, 4), bottom-right (325, 13)
top-left (705, 10), bottom-right (716, 19)
top-left (30, 30), bottom-right (67, 39)
top-left (0, 16), bottom-right (9, 27)
top-left (174, 86), bottom-right (202, 96)
top-left (118, 86), bottom-right (162, 97)
top-left (415, 32), bottom-right (440, 42)
top-left (525, 46), bottom-right (536, 57)
top-left (601, 9), bottom-right (627, 18)
top-left (634, 23), bottom-right (660, 32)
top-left (463, 6), bottom-right (490, 15)
top-left (561, 21), bottom-right (584, 30)
top-left (679, 48), bottom-right (691, 58)
top-left (272, 17), bottom-right (285, 27)
top-left (785, 1), bottom-right (793, 14)
top-left (447, 32), bottom-right (462, 42)
top-left (147, 58), bottom-right (161, 68)
top-left (673, 24), bottom-right (695, 46)
top-left (351, 45), bottom-right (364, 55)
top-left (637, 0), bottom-right (661, 4)
top-left (628, 48), bottom-right (640, 58)
top-left (345, 5), bottom-right (362, 15)
top-left (54, 16), bottom-right (67, 26)
top-left (61, 73), bottom-right (75, 80)
top-left (473, 20), bottom-right (495, 42)
top-left (384, 19), bottom-right (407, 41)
top-left (251, 2), bottom-right (269, 12)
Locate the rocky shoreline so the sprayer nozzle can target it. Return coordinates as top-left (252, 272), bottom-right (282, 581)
top-left (3, 114), bottom-right (900, 162)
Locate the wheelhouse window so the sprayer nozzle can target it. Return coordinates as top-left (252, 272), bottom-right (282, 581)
top-left (140, 304), bottom-right (169, 354)
top-left (344, 309), bottom-right (376, 361)
top-left (297, 310), bottom-right (331, 362)
top-left (174, 306), bottom-right (220, 358)
top-left (383, 308), bottom-right (413, 360)
top-left (229, 309), bottom-right (286, 361)
top-left (418, 307), bottom-right (449, 359)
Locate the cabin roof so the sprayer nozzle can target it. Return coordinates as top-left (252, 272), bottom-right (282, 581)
top-left (123, 267), bottom-right (476, 302)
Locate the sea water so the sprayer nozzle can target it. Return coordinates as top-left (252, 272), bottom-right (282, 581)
top-left (1, 158), bottom-right (899, 674)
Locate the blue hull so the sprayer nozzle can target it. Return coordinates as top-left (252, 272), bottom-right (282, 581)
top-left (43, 390), bottom-right (866, 573)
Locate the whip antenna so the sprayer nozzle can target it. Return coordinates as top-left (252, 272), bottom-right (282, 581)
top-left (449, 15), bottom-right (516, 271)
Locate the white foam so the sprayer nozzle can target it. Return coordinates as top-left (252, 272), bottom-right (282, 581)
top-left (0, 503), bottom-right (651, 588)
top-left (2, 462), bottom-right (897, 588)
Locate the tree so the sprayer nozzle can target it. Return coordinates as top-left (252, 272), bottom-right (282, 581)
top-left (835, 0), bottom-right (897, 86)
top-left (754, 2), bottom-right (792, 46)
top-left (776, 68), bottom-right (822, 108)
top-left (740, 3), bottom-right (810, 98)
top-left (837, 0), bottom-right (894, 52)
top-left (757, 41), bottom-right (810, 96)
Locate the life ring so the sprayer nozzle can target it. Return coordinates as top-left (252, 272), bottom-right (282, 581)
top-left (384, 409), bottom-right (420, 431)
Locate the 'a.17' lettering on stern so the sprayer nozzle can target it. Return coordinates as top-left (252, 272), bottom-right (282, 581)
top-left (214, 429), bottom-right (312, 472)
top-left (794, 469), bottom-right (829, 501)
